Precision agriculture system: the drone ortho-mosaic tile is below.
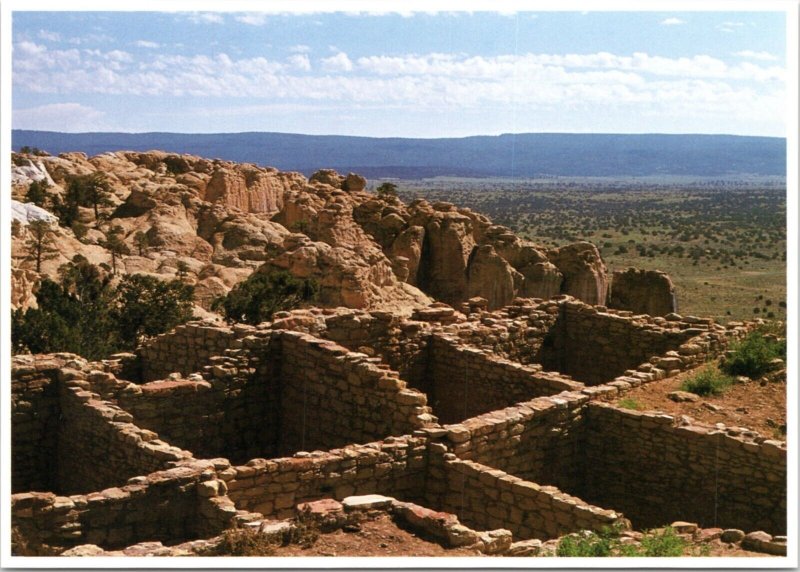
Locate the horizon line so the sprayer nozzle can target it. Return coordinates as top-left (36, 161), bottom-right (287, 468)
top-left (11, 129), bottom-right (787, 140)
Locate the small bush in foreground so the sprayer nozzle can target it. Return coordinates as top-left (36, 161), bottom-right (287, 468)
top-left (208, 508), bottom-right (320, 556)
top-left (681, 365), bottom-right (733, 397)
top-left (211, 526), bottom-right (278, 556)
top-left (557, 531), bottom-right (614, 557)
top-left (556, 526), bottom-right (688, 557)
top-left (637, 527), bottom-right (687, 557)
top-left (618, 398), bottom-right (642, 411)
top-left (721, 330), bottom-right (785, 379)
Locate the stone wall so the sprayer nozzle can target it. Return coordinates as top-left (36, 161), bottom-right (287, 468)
top-left (137, 322), bottom-right (239, 381)
top-left (425, 334), bottom-right (582, 424)
top-left (11, 359), bottom-right (61, 493)
top-left (277, 330), bottom-right (434, 455)
top-left (317, 310), bottom-right (432, 385)
top-left (117, 371), bottom-right (281, 466)
top-left (450, 300), bottom-right (560, 365)
top-left (582, 403), bottom-right (787, 534)
top-left (444, 392), bottom-right (589, 493)
top-left (11, 355), bottom-right (188, 496)
top-left (57, 383), bottom-right (190, 495)
top-left (11, 460), bottom-right (235, 551)
top-left (118, 329), bottom-right (435, 463)
top-left (430, 456), bottom-right (623, 540)
top-left (537, 302), bottom-right (699, 384)
top-left (224, 435), bottom-right (428, 519)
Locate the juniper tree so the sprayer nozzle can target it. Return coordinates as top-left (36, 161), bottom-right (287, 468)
top-left (25, 219), bottom-right (59, 273)
top-left (102, 225), bottom-right (130, 274)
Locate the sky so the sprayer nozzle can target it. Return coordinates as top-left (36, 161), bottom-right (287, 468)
top-left (10, 9), bottom-right (789, 137)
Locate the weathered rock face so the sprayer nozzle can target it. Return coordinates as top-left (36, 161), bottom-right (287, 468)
top-left (343, 172), bottom-right (367, 193)
top-left (466, 245), bottom-right (524, 310)
top-left (11, 268), bottom-right (39, 311)
top-left (608, 268), bottom-right (676, 316)
top-left (549, 242), bottom-right (609, 305)
top-left (390, 226), bottom-right (425, 286)
top-left (257, 234), bottom-right (430, 315)
top-left (413, 205), bottom-right (476, 305)
top-left (203, 166), bottom-right (302, 215)
top-left (10, 150), bottom-right (672, 317)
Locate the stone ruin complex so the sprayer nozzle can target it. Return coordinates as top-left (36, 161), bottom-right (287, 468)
top-left (10, 295), bottom-right (787, 557)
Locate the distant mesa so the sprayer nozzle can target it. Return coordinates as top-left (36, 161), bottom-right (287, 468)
top-left (12, 131), bottom-right (786, 179)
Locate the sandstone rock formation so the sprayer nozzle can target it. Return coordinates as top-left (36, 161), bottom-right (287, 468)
top-left (608, 268), bottom-right (676, 316)
top-left (10, 149), bottom-right (669, 317)
top-left (549, 242), bottom-right (609, 305)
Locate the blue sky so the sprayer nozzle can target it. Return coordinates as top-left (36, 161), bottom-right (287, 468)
top-left (11, 10), bottom-right (788, 137)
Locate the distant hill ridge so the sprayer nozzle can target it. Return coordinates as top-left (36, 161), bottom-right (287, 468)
top-left (12, 130), bottom-right (785, 178)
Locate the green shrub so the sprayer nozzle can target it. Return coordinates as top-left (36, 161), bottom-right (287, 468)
top-left (722, 330), bottom-right (785, 379)
top-left (12, 257), bottom-right (194, 360)
top-left (681, 365), bottom-right (733, 396)
top-left (638, 527), bottom-right (687, 557)
top-left (557, 532), bottom-right (614, 557)
top-left (213, 271), bottom-right (318, 325)
top-left (618, 398), bottom-right (642, 411)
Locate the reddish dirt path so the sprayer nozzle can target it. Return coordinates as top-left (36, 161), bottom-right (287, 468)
top-left (271, 514), bottom-right (482, 557)
top-left (614, 366), bottom-right (786, 439)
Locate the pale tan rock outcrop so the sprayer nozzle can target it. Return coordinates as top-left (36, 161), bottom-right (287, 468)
top-left (549, 242), bottom-right (609, 305)
top-left (11, 268), bottom-right (39, 311)
top-left (409, 203), bottom-right (476, 305)
top-left (466, 245), bottom-right (524, 309)
top-left (309, 169), bottom-right (345, 189)
top-left (202, 166), bottom-right (302, 215)
top-left (257, 234), bottom-right (430, 314)
top-left (390, 226), bottom-right (426, 286)
top-left (343, 172), bottom-right (367, 192)
top-left (608, 268), bottom-right (676, 316)
top-left (9, 151), bottom-right (670, 317)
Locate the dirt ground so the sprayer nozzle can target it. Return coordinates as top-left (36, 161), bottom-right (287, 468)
top-left (614, 366), bottom-right (786, 439)
top-left (271, 514), bottom-right (482, 557)
top-left (265, 514), bottom-right (775, 558)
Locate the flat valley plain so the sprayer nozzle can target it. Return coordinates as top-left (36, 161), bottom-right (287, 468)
top-left (396, 177), bottom-right (786, 324)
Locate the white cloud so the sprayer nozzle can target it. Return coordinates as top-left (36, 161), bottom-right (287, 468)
top-left (186, 12), bottom-right (225, 25)
top-left (67, 33), bottom-right (114, 45)
top-left (734, 50), bottom-right (778, 61)
top-left (135, 40), bottom-right (160, 49)
top-left (11, 44), bottom-right (785, 132)
top-left (37, 30), bottom-right (61, 42)
top-left (321, 52), bottom-right (353, 72)
top-left (234, 13), bottom-right (268, 26)
top-left (288, 54), bottom-right (311, 71)
top-left (13, 103), bottom-right (109, 132)
top-left (660, 18), bottom-right (685, 26)
top-left (290, 44), bottom-right (311, 53)
top-left (15, 41), bottom-right (46, 56)
top-left (717, 21), bottom-right (745, 33)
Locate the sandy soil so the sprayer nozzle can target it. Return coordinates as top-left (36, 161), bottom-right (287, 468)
top-left (614, 366), bottom-right (786, 439)
top-left (271, 514), bottom-right (482, 557)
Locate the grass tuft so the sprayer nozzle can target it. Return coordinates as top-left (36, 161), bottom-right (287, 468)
top-left (618, 398), bottom-right (642, 411)
top-left (721, 330), bottom-right (786, 379)
top-left (555, 525), bottom-right (688, 558)
top-left (681, 365), bottom-right (733, 396)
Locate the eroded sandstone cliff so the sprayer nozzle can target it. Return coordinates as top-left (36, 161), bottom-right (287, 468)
top-left (11, 150), bottom-right (673, 316)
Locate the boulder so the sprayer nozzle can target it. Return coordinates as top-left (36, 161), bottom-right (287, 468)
top-left (608, 268), bottom-right (676, 316)
top-left (343, 172), bottom-right (367, 193)
top-left (549, 242), bottom-right (609, 305)
top-left (466, 244), bottom-right (524, 310)
top-left (390, 226), bottom-right (425, 285)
